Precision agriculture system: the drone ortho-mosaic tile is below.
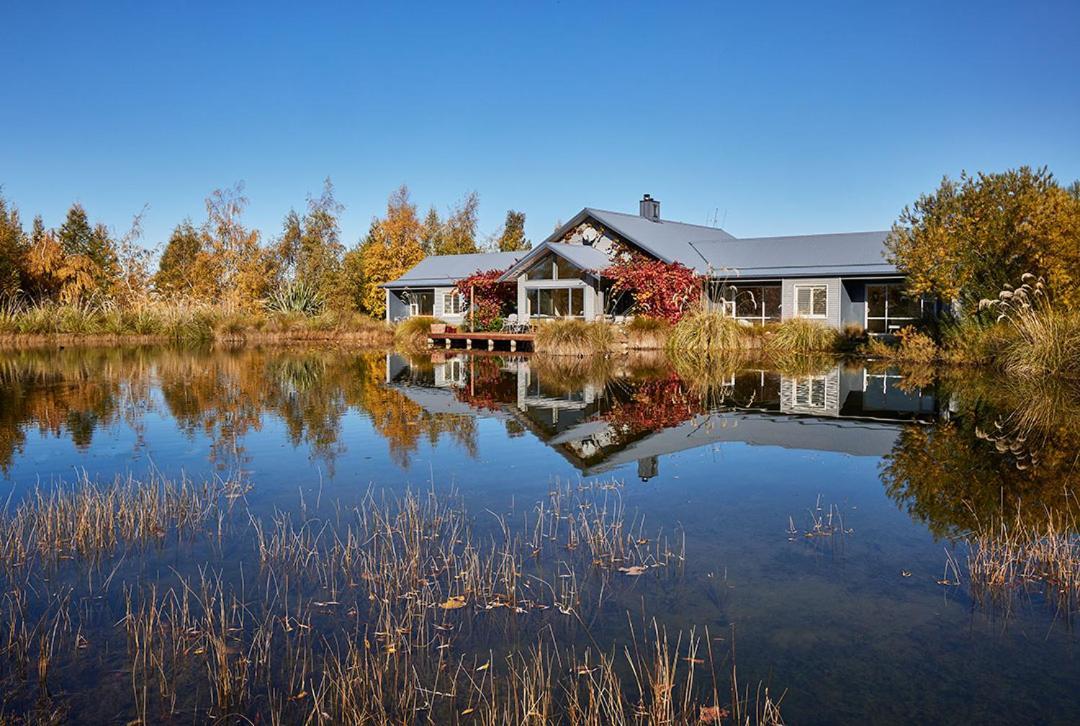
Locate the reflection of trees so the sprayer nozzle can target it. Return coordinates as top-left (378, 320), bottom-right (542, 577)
top-left (0, 346), bottom-right (480, 473)
top-left (352, 354), bottom-right (477, 466)
top-left (882, 374), bottom-right (1080, 538)
top-left (0, 348), bottom-right (133, 471)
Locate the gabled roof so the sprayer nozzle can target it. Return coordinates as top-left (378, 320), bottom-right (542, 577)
top-left (496, 241), bottom-right (613, 282)
top-left (691, 231), bottom-right (895, 279)
top-left (542, 207), bottom-right (736, 268)
top-left (381, 250), bottom-right (526, 289)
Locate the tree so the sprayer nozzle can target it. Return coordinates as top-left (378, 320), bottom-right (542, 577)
top-left (886, 167), bottom-right (1080, 311)
top-left (57, 204), bottom-right (94, 257)
top-left (438, 191), bottom-right (480, 255)
top-left (0, 194), bottom-right (27, 298)
top-left (421, 206), bottom-right (443, 255)
top-left (198, 183), bottom-right (272, 309)
top-left (272, 178), bottom-right (347, 309)
top-left (496, 210), bottom-right (530, 252)
top-left (154, 221), bottom-right (203, 298)
top-left (112, 207), bottom-right (153, 305)
top-left (55, 203), bottom-right (119, 298)
top-left (350, 185), bottom-right (426, 316)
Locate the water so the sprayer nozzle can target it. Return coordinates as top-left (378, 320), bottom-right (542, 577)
top-left (0, 345), bottom-right (1078, 724)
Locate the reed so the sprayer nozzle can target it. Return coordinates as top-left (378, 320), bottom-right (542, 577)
top-left (666, 312), bottom-right (747, 360)
top-left (764, 318), bottom-right (840, 353)
top-left (624, 315), bottom-right (671, 350)
top-left (393, 315), bottom-right (438, 351)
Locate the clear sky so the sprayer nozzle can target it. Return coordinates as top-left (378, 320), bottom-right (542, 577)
top-left (2, 0), bottom-right (1078, 251)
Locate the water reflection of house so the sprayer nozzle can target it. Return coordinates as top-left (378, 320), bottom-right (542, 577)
top-left (385, 354), bottom-right (936, 478)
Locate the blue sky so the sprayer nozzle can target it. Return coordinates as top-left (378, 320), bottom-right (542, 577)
top-left (2, 0), bottom-right (1078, 251)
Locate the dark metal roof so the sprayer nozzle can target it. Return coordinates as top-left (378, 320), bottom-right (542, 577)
top-left (691, 231), bottom-right (895, 279)
top-left (381, 250), bottom-right (526, 289)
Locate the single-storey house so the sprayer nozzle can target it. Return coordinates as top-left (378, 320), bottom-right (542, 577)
top-left (382, 250), bottom-right (526, 324)
top-left (385, 195), bottom-right (920, 332)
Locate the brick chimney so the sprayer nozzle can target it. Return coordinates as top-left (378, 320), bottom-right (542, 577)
top-left (639, 194), bottom-right (660, 222)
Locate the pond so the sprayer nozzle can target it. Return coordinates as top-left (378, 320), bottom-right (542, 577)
top-left (0, 345), bottom-right (1078, 724)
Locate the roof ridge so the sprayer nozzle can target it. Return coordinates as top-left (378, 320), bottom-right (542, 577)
top-left (586, 207), bottom-right (733, 232)
top-left (722, 230), bottom-right (890, 242)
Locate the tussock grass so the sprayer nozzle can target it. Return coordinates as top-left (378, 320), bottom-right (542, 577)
top-left (764, 318), bottom-right (841, 353)
top-left (393, 314), bottom-right (438, 350)
top-left (533, 319), bottom-right (616, 356)
top-left (625, 315), bottom-right (672, 350)
top-left (666, 312), bottom-right (747, 362)
top-left (860, 326), bottom-right (940, 363)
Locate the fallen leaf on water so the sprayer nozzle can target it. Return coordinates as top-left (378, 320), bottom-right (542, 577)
top-left (683, 657), bottom-right (705, 665)
top-left (698, 704), bottom-right (730, 722)
top-left (900, 570), bottom-right (912, 578)
top-left (288, 691), bottom-right (308, 701)
top-left (476, 661), bottom-right (490, 672)
top-left (461, 707), bottom-right (475, 715)
top-left (618, 565), bottom-right (648, 576)
top-left (440, 595), bottom-right (467, 610)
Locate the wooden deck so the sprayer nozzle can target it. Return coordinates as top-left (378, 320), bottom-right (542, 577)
top-left (428, 331), bottom-right (535, 352)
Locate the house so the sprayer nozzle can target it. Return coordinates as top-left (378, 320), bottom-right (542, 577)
top-left (382, 250), bottom-right (526, 324)
top-left (386, 195), bottom-right (919, 332)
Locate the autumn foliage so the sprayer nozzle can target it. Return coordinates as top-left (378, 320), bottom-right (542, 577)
top-left (454, 268), bottom-right (515, 330)
top-left (602, 252), bottom-right (701, 323)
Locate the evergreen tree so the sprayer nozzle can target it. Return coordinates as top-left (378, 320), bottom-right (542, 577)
top-left (438, 192), bottom-right (480, 255)
top-left (420, 206), bottom-right (443, 255)
top-left (57, 204), bottom-right (93, 257)
top-left (496, 210), bottom-right (530, 252)
top-left (0, 194), bottom-right (27, 298)
top-left (154, 220), bottom-right (203, 298)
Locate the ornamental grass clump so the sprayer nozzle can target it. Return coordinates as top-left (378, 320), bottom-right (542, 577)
top-left (666, 312), bottom-right (746, 359)
top-left (393, 315), bottom-right (438, 351)
top-left (533, 319), bottom-right (616, 356)
top-left (765, 318), bottom-right (841, 353)
top-left (625, 315), bottom-right (671, 349)
top-left (981, 274), bottom-right (1080, 379)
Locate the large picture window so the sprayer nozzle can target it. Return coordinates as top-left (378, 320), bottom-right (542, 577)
top-left (407, 290), bottom-right (434, 316)
top-left (794, 284), bottom-right (828, 318)
top-left (525, 254), bottom-right (587, 281)
top-left (866, 282), bottom-right (917, 333)
top-left (722, 284), bottom-right (782, 323)
top-left (527, 287), bottom-right (585, 318)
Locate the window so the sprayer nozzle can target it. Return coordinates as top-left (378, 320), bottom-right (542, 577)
top-left (525, 253), bottom-right (587, 281)
top-left (527, 288), bottom-right (585, 317)
top-left (442, 291), bottom-right (464, 315)
top-left (722, 284), bottom-right (782, 323)
top-left (407, 290), bottom-right (434, 316)
top-left (866, 282), bottom-right (917, 334)
top-left (793, 376), bottom-right (827, 408)
top-left (794, 284), bottom-right (828, 318)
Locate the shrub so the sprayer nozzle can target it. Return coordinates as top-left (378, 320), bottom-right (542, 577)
top-left (533, 319), bottom-right (616, 356)
top-left (264, 280), bottom-right (324, 315)
top-left (860, 326), bottom-right (939, 362)
top-left (764, 318), bottom-right (841, 353)
top-left (666, 312), bottom-right (745, 357)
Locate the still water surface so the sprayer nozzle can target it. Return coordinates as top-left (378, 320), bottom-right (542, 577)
top-left (0, 345), bottom-right (1077, 723)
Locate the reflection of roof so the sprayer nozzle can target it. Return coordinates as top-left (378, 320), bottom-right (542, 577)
top-left (383, 251), bottom-right (526, 289)
top-left (391, 384), bottom-right (509, 418)
top-left (547, 412), bottom-right (904, 476)
top-left (691, 231), bottom-right (894, 279)
top-left (498, 241), bottom-right (615, 281)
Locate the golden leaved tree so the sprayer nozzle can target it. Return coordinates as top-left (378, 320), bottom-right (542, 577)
top-left (350, 185), bottom-right (425, 317)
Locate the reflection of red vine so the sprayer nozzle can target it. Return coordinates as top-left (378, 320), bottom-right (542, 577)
top-left (453, 357), bottom-right (517, 411)
top-left (600, 374), bottom-right (703, 435)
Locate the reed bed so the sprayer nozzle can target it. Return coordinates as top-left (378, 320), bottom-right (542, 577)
top-left (963, 506), bottom-right (1080, 617)
top-left (0, 475), bottom-right (783, 724)
top-left (0, 472), bottom-right (236, 568)
top-left (393, 315), bottom-right (439, 351)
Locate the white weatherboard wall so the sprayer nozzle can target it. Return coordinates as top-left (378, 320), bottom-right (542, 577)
top-left (432, 286), bottom-right (465, 324)
top-left (781, 278), bottom-right (843, 328)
